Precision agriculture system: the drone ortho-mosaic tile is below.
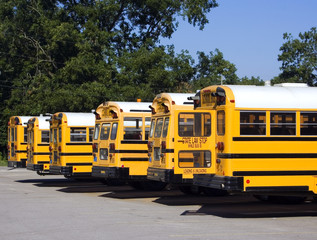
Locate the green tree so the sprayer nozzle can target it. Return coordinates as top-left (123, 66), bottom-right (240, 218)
top-left (0, 0), bottom-right (218, 153)
top-left (276, 27), bottom-right (317, 86)
top-left (193, 49), bottom-right (239, 89)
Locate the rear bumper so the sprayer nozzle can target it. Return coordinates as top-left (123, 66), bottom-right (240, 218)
top-left (49, 165), bottom-right (72, 175)
top-left (92, 166), bottom-right (144, 180)
top-left (147, 167), bottom-right (192, 184)
top-left (193, 174), bottom-right (244, 191)
top-left (27, 163), bottom-right (43, 171)
top-left (8, 160), bottom-right (26, 168)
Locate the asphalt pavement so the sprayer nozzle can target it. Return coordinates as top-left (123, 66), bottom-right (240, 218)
top-left (1, 166), bottom-right (317, 240)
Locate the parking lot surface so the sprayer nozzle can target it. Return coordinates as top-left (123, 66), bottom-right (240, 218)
top-left (0, 167), bottom-right (317, 240)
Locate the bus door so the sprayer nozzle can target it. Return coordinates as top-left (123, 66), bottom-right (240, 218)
top-left (98, 122), bottom-right (112, 165)
top-left (174, 110), bottom-right (216, 179)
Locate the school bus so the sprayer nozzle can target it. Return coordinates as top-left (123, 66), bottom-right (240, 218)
top-left (193, 84), bottom-right (317, 200)
top-left (7, 116), bottom-right (33, 168)
top-left (91, 101), bottom-right (165, 189)
top-left (147, 93), bottom-right (216, 193)
top-left (26, 115), bottom-right (51, 174)
top-left (48, 112), bottom-right (95, 178)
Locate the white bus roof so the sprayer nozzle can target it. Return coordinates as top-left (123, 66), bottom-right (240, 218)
top-left (36, 116), bottom-right (50, 130)
top-left (18, 116), bottom-right (33, 126)
top-left (112, 102), bottom-right (152, 112)
top-left (158, 93), bottom-right (194, 105)
top-left (226, 85), bottom-right (317, 109)
top-left (62, 113), bottom-right (95, 127)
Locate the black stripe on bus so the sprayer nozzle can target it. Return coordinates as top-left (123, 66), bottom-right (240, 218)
top-left (38, 144), bottom-right (50, 146)
top-left (59, 153), bottom-right (93, 156)
top-left (66, 163), bottom-right (93, 166)
top-left (129, 110), bottom-right (151, 112)
top-left (111, 150), bottom-right (148, 154)
top-left (15, 150), bottom-right (27, 153)
top-left (66, 143), bottom-right (92, 146)
top-left (233, 171), bottom-right (317, 176)
top-left (246, 186), bottom-right (309, 192)
top-left (218, 153), bottom-right (317, 159)
top-left (121, 140), bottom-right (148, 144)
top-left (121, 158), bottom-right (149, 162)
top-left (233, 137), bottom-right (317, 141)
top-left (179, 158), bottom-right (193, 162)
top-left (21, 143), bottom-right (27, 145)
top-left (33, 152), bottom-right (50, 155)
top-left (162, 149), bottom-right (174, 153)
top-left (38, 161), bottom-right (50, 164)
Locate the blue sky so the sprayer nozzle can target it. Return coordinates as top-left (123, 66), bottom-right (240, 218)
top-left (160, 0), bottom-right (317, 80)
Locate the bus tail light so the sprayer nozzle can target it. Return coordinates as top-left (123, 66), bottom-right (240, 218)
top-left (161, 141), bottom-right (166, 150)
top-left (110, 143), bottom-right (115, 151)
top-left (92, 143), bottom-right (98, 152)
top-left (14, 145), bottom-right (17, 150)
top-left (49, 146), bottom-right (53, 152)
top-left (58, 146), bottom-right (61, 152)
top-left (7, 145), bottom-right (10, 150)
top-left (147, 141), bottom-right (153, 151)
top-left (216, 142), bottom-right (224, 151)
top-left (31, 147), bottom-right (34, 151)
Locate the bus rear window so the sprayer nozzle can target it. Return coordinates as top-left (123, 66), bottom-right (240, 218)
top-left (240, 112), bottom-right (266, 135)
top-left (178, 151), bottom-right (211, 168)
top-left (110, 123), bottom-right (118, 140)
top-left (154, 118), bottom-right (163, 138)
top-left (100, 123), bottom-right (111, 140)
top-left (162, 117), bottom-right (169, 138)
top-left (124, 117), bottom-right (142, 140)
top-left (94, 124), bottom-right (100, 140)
top-left (300, 112), bottom-right (317, 135)
top-left (178, 113), bottom-right (211, 137)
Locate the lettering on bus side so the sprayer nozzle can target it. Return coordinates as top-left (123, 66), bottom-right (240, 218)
top-left (179, 137), bottom-right (208, 148)
top-left (183, 168), bottom-right (208, 174)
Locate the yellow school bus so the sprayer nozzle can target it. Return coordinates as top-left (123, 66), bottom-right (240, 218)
top-left (7, 116), bottom-right (33, 168)
top-left (48, 112), bottom-right (95, 178)
top-left (92, 101), bottom-right (165, 189)
top-left (26, 115), bottom-right (50, 174)
top-left (193, 84), bottom-right (317, 200)
top-left (147, 93), bottom-right (216, 193)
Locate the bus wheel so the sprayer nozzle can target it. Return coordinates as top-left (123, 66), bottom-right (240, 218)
top-left (202, 187), bottom-right (228, 196)
top-left (142, 181), bottom-right (167, 191)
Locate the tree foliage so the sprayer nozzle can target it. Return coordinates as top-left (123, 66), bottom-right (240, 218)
top-left (276, 27), bottom-right (317, 86)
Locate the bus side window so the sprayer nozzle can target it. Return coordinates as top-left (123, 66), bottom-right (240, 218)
top-left (41, 131), bottom-right (49, 143)
top-left (300, 112), bottom-right (317, 135)
top-left (270, 112), bottom-right (295, 135)
top-left (89, 127), bottom-right (94, 142)
top-left (70, 128), bottom-right (87, 142)
top-left (240, 111), bottom-right (266, 135)
top-left (145, 117), bottom-right (151, 140)
top-left (24, 127), bottom-right (27, 142)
